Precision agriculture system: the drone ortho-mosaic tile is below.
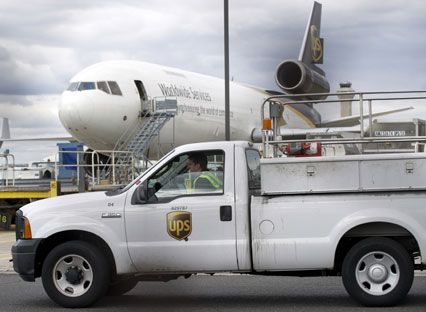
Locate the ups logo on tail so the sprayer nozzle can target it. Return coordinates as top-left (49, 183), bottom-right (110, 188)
top-left (167, 211), bottom-right (192, 241)
top-left (310, 25), bottom-right (323, 63)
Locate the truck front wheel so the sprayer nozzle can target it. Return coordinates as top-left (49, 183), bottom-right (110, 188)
top-left (342, 237), bottom-right (414, 307)
top-left (41, 240), bottom-right (111, 308)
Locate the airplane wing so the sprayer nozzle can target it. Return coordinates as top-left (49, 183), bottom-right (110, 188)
top-left (0, 117), bottom-right (75, 148)
top-left (320, 107), bottom-right (414, 127)
top-left (232, 81), bottom-right (284, 97)
top-left (0, 136), bottom-right (75, 149)
top-left (2, 136), bottom-right (75, 142)
top-left (279, 127), bottom-right (360, 140)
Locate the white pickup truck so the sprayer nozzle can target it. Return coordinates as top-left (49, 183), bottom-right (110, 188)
top-left (12, 141), bottom-right (426, 308)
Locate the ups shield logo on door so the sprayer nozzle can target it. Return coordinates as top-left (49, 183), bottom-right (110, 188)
top-left (167, 211), bottom-right (192, 241)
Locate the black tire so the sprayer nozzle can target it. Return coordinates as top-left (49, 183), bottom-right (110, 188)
top-left (342, 237), bottom-right (414, 307)
top-left (107, 279), bottom-right (139, 296)
top-left (41, 240), bottom-right (111, 308)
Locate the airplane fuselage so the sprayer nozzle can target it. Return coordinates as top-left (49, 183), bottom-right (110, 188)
top-left (59, 60), bottom-right (316, 155)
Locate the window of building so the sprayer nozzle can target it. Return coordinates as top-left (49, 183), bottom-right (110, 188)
top-left (108, 81), bottom-right (122, 96)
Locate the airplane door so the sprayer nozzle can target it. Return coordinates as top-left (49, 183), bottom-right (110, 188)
top-left (125, 148), bottom-right (238, 273)
top-left (134, 80), bottom-right (148, 111)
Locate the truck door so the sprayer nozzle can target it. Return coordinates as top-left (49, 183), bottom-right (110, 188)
top-left (125, 146), bottom-right (238, 272)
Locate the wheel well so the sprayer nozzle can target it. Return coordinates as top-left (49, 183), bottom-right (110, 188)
top-left (34, 230), bottom-right (117, 279)
top-left (334, 222), bottom-right (420, 273)
top-left (42, 170), bottom-right (52, 179)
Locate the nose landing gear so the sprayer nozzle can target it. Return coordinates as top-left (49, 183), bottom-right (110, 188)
top-left (83, 150), bottom-right (111, 178)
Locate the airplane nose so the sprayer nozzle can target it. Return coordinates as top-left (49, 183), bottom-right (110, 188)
top-left (59, 91), bottom-right (95, 134)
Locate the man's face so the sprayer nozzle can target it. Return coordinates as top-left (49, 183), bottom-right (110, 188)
top-left (187, 159), bottom-right (201, 172)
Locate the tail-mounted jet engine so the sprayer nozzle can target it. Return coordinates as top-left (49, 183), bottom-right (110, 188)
top-left (275, 60), bottom-right (330, 100)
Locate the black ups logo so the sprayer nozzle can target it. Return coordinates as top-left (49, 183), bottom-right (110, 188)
top-left (310, 25), bottom-right (323, 63)
top-left (167, 211), bottom-right (192, 241)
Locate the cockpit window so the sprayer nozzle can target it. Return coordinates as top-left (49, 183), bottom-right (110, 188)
top-left (66, 80), bottom-right (122, 96)
top-left (67, 82), bottom-right (79, 91)
top-left (78, 82), bottom-right (96, 91)
top-left (108, 81), bottom-right (122, 96)
top-left (97, 81), bottom-right (110, 94)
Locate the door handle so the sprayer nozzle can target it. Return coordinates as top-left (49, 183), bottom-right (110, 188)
top-left (220, 206), bottom-right (232, 221)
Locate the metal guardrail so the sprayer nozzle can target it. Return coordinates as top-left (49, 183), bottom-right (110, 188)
top-left (1, 149), bottom-right (138, 189)
top-left (53, 149), bottom-right (136, 187)
top-left (0, 153), bottom-right (15, 186)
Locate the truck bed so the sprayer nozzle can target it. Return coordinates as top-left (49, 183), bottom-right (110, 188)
top-left (260, 153), bottom-right (426, 195)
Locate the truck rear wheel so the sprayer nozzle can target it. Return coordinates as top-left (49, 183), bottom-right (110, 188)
top-left (41, 240), bottom-right (111, 308)
top-left (342, 237), bottom-right (414, 307)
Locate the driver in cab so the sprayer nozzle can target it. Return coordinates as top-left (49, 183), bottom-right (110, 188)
top-left (186, 153), bottom-right (222, 192)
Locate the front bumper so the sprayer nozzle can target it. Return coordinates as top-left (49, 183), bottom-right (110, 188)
top-left (11, 239), bottom-right (43, 282)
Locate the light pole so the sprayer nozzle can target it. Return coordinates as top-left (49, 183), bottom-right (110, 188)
top-left (224, 0), bottom-right (230, 141)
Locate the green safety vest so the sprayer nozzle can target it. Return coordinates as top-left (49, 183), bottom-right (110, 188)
top-left (186, 172), bottom-right (222, 190)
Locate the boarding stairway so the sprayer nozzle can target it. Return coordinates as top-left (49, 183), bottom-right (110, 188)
top-left (111, 98), bottom-right (178, 182)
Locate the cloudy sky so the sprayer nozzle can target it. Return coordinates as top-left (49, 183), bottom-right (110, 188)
top-left (1, 0), bottom-right (426, 163)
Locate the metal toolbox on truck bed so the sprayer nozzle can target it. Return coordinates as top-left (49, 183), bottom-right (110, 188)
top-left (260, 153), bottom-right (426, 195)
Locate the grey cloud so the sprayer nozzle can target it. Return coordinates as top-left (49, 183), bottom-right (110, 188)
top-left (0, 45), bottom-right (66, 95)
top-left (0, 0), bottom-right (425, 93)
top-left (0, 1), bottom-right (227, 96)
top-left (0, 95), bottom-right (63, 129)
top-left (0, 95), bottom-right (32, 107)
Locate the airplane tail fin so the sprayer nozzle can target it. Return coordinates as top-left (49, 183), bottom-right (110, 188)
top-left (0, 117), bottom-right (10, 149)
top-left (298, 1), bottom-right (324, 68)
top-left (275, 1), bottom-right (329, 99)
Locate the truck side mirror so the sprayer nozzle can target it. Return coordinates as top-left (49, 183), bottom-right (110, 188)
top-left (131, 182), bottom-right (148, 205)
top-left (131, 181), bottom-right (161, 205)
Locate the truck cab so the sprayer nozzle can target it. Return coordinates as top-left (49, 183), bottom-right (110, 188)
top-left (123, 141), bottom-right (254, 273)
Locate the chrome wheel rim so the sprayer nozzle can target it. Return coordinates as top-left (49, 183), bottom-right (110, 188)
top-left (355, 251), bottom-right (400, 296)
top-left (52, 254), bottom-right (93, 297)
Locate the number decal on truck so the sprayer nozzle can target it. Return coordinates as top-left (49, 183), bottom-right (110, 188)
top-left (167, 211), bottom-right (192, 241)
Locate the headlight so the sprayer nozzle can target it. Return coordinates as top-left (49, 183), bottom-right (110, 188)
top-left (15, 210), bottom-right (32, 240)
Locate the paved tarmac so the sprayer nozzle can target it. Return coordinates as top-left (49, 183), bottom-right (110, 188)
top-left (1, 273), bottom-right (426, 311)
